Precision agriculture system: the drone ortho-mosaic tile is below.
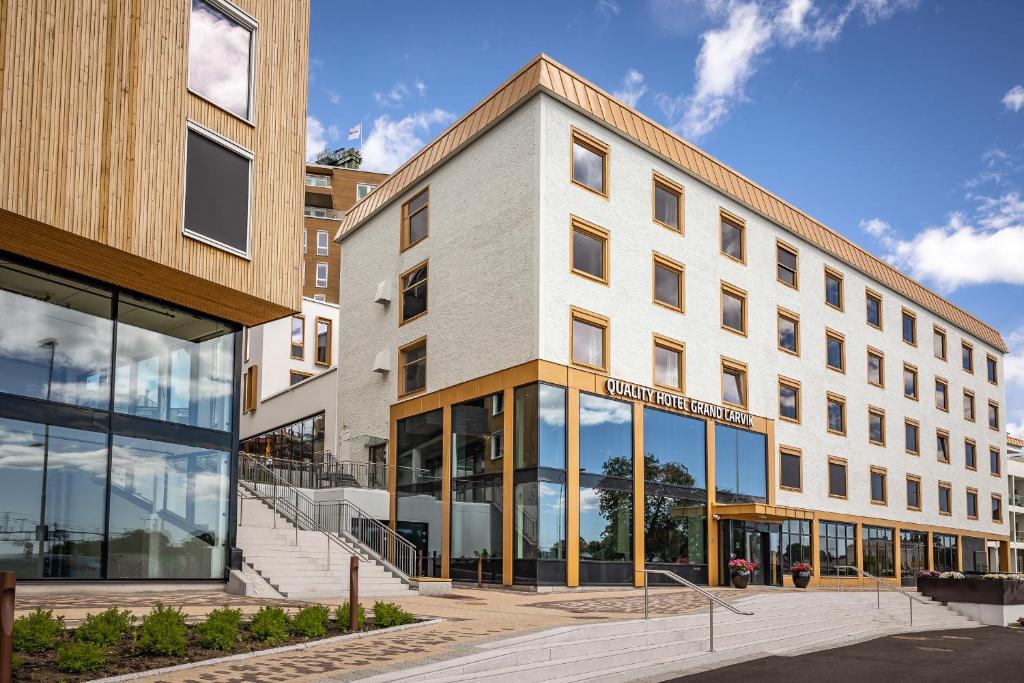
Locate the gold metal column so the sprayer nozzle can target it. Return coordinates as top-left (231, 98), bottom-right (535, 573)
top-left (502, 386), bottom-right (515, 586)
top-left (893, 527), bottom-right (902, 583)
top-left (705, 419), bottom-right (718, 586)
top-left (566, 387), bottom-right (580, 587)
top-left (441, 403), bottom-right (452, 579)
top-left (632, 402), bottom-right (645, 588)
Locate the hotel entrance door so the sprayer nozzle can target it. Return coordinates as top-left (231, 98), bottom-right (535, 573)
top-left (721, 520), bottom-right (782, 586)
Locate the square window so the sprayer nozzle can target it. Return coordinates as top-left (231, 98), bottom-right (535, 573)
top-left (316, 230), bottom-right (329, 256)
top-left (780, 449), bottom-right (801, 491)
top-left (824, 268), bottom-right (843, 309)
top-left (188, 0), bottom-right (256, 120)
top-left (779, 379), bottom-right (800, 422)
top-left (653, 254), bottom-right (684, 311)
top-left (654, 336), bottom-right (684, 390)
top-left (962, 342), bottom-right (974, 373)
top-left (571, 217), bottom-right (609, 283)
top-left (653, 175), bottom-right (683, 231)
top-left (869, 408), bottom-right (885, 446)
top-left (965, 440), bottom-right (977, 469)
top-left (777, 242), bottom-right (798, 288)
top-left (990, 447), bottom-right (1001, 476)
top-left (903, 364), bottom-right (918, 399)
top-left (827, 394), bottom-right (846, 435)
top-left (828, 459), bottom-right (847, 498)
top-left (721, 284), bottom-right (746, 334)
top-left (290, 316), bottom-right (304, 359)
top-left (720, 211), bottom-right (745, 262)
top-left (722, 360), bottom-right (747, 408)
top-left (183, 124), bottom-right (252, 256)
top-left (937, 431), bottom-right (950, 463)
top-left (399, 338), bottom-right (427, 396)
top-left (935, 378), bottom-right (948, 411)
top-left (289, 370), bottom-right (310, 386)
top-left (315, 262), bottom-right (328, 288)
top-left (867, 349), bottom-right (884, 386)
top-left (934, 327), bottom-right (947, 359)
top-left (571, 129), bottom-right (608, 195)
top-left (963, 390), bottom-right (975, 421)
top-left (871, 469), bottom-right (887, 504)
top-left (402, 188), bottom-right (429, 250)
top-left (571, 308), bottom-right (608, 371)
top-left (905, 420), bottom-right (920, 455)
top-left (866, 290), bottom-right (882, 328)
top-left (987, 355), bottom-right (998, 384)
top-left (906, 477), bottom-right (921, 510)
top-left (902, 309), bottom-right (917, 345)
top-left (778, 310), bottom-right (799, 354)
top-left (938, 484), bottom-right (951, 515)
top-left (400, 261), bottom-right (428, 324)
top-left (356, 183), bottom-right (376, 200)
top-left (826, 331), bottom-right (845, 372)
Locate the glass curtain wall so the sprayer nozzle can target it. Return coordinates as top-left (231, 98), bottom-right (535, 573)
top-left (961, 536), bottom-right (987, 573)
top-left (512, 384), bottom-right (566, 585)
top-left (0, 255), bottom-right (237, 580)
top-left (933, 533), bottom-right (958, 572)
top-left (396, 410), bottom-right (443, 577)
top-left (579, 393), bottom-right (633, 584)
top-left (862, 526), bottom-right (895, 577)
top-left (714, 425), bottom-right (767, 503)
top-left (819, 521), bottom-right (856, 577)
top-left (781, 520), bottom-right (812, 570)
top-left (643, 407), bottom-right (708, 584)
top-left (900, 531), bottom-right (927, 580)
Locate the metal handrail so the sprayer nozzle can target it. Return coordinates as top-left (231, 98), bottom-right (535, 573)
top-left (833, 565), bottom-right (928, 625)
top-left (238, 453), bottom-right (416, 580)
top-left (637, 569), bottom-right (753, 653)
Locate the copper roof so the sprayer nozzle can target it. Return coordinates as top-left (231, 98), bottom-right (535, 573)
top-left (1009, 435), bottom-right (1024, 448)
top-left (336, 54), bottom-right (1008, 353)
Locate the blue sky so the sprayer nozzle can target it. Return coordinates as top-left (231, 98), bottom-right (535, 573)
top-left (308, 0), bottom-right (1024, 436)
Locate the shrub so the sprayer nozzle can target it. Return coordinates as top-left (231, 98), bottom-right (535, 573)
top-left (939, 571), bottom-right (965, 579)
top-left (12, 608), bottom-right (64, 653)
top-left (289, 605), bottom-right (330, 638)
top-left (249, 606), bottom-right (289, 644)
top-left (196, 606), bottom-right (242, 651)
top-left (56, 640), bottom-right (107, 674)
top-left (371, 601), bottom-right (414, 628)
top-left (137, 604), bottom-right (187, 657)
top-left (11, 653), bottom-right (22, 672)
top-left (336, 601), bottom-right (366, 631)
top-left (75, 607), bottom-right (135, 646)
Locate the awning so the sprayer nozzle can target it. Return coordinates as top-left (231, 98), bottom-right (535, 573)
top-left (713, 502), bottom-right (815, 522)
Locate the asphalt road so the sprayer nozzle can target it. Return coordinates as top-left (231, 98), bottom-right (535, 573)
top-left (665, 627), bottom-right (1024, 683)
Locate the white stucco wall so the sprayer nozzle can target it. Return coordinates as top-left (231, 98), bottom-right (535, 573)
top-left (238, 367), bottom-right (337, 450)
top-left (538, 94), bottom-right (1007, 537)
top-left (248, 297), bottom-right (340, 401)
top-left (336, 99), bottom-right (542, 461)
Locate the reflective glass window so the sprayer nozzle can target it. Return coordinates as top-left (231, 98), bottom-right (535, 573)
top-left (513, 384), bottom-right (566, 470)
top-left (579, 394), bottom-right (632, 477)
top-left (643, 407), bottom-right (705, 490)
top-left (579, 486), bottom-right (631, 561)
top-left (714, 424), bottom-right (767, 502)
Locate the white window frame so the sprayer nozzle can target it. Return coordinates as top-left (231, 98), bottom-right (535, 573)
top-left (316, 230), bottom-right (329, 255)
top-left (186, 0), bottom-right (259, 124)
top-left (356, 183), bottom-right (377, 200)
top-left (313, 293), bottom-right (326, 302)
top-left (315, 262), bottom-right (328, 288)
top-left (181, 119), bottom-right (253, 259)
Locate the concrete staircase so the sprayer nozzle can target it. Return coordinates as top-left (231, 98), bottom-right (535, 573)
top-left (358, 590), bottom-right (977, 683)
top-left (235, 492), bottom-right (413, 601)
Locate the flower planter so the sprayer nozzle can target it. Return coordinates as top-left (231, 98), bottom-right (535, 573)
top-left (792, 570), bottom-right (811, 589)
top-left (731, 572), bottom-right (750, 589)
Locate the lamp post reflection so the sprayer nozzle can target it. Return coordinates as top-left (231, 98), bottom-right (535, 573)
top-left (35, 337), bottom-right (57, 577)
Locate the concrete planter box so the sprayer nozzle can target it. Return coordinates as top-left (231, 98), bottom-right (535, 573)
top-left (917, 577), bottom-right (1024, 626)
top-left (410, 578), bottom-right (453, 596)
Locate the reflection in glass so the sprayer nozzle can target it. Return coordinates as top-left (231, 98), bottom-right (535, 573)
top-left (654, 183), bottom-right (679, 228)
top-left (933, 533), bottom-right (958, 572)
top-left (778, 314), bottom-right (797, 352)
top-left (572, 318), bottom-right (604, 368)
top-left (114, 293), bottom-right (234, 431)
top-left (654, 344), bottom-right (681, 389)
top-left (644, 494), bottom-right (705, 565)
top-left (819, 520), bottom-right (856, 576)
top-left (580, 486), bottom-right (631, 561)
top-left (572, 228), bottom-right (604, 280)
top-left (452, 395), bottom-right (504, 478)
top-left (714, 424), bottom-right (766, 502)
top-left (106, 435), bottom-right (229, 579)
top-left (0, 417), bottom-right (107, 578)
top-left (396, 410), bottom-right (443, 576)
top-left (514, 482), bottom-right (566, 559)
top-left (0, 258), bottom-right (113, 408)
top-left (722, 365), bottom-right (745, 406)
top-left (862, 526), bottom-right (894, 576)
top-left (572, 140), bottom-right (604, 193)
top-left (513, 384), bottom-right (566, 470)
top-left (579, 394), bottom-right (632, 477)
top-left (901, 530), bottom-right (927, 575)
top-left (451, 477), bottom-right (502, 577)
top-left (721, 290), bottom-right (744, 332)
top-left (720, 218), bottom-right (742, 259)
top-left (825, 274), bottom-right (842, 308)
top-left (642, 408), bottom-right (705, 490)
top-left (781, 520), bottom-right (811, 570)
top-left (654, 264), bottom-right (681, 308)
top-left (188, 0), bottom-right (253, 119)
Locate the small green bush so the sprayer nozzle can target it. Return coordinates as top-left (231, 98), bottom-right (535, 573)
top-left (336, 600), bottom-right (366, 630)
top-left (137, 604), bottom-right (187, 656)
top-left (248, 606), bottom-right (289, 644)
top-left (371, 601), bottom-right (415, 628)
top-left (196, 606), bottom-right (242, 650)
top-left (56, 640), bottom-right (107, 674)
top-left (12, 608), bottom-right (64, 653)
top-left (289, 605), bottom-right (330, 638)
top-left (11, 653), bottom-right (22, 672)
top-left (74, 607), bottom-right (135, 646)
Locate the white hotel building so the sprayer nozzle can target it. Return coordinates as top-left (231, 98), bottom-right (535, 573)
top-left (333, 55), bottom-right (1011, 588)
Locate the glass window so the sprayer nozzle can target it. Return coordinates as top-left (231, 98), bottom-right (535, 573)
top-left (315, 318), bottom-right (331, 366)
top-left (990, 447), bottom-right (1001, 476)
top-left (571, 132), bottom-right (607, 194)
top-left (579, 486), bottom-right (631, 561)
top-left (866, 291), bottom-right (881, 328)
top-left (452, 395), bottom-right (506, 478)
top-left (107, 435), bottom-right (229, 579)
top-left (862, 526), bottom-right (895, 577)
top-left (315, 262), bottom-right (328, 288)
top-left (819, 521), bottom-right (856, 576)
top-left (827, 395), bottom-right (845, 434)
top-left (290, 316), bottom-right (304, 359)
top-left (967, 490), bottom-right (978, 518)
top-left (0, 417), bottom-right (108, 578)
top-left (714, 424), bottom-right (767, 503)
top-left (903, 365), bottom-right (918, 398)
top-left (514, 481), bottom-right (566, 560)
top-left (938, 484), bottom-right (951, 514)
top-left (867, 350), bottom-right (883, 386)
top-left (722, 362), bottom-right (746, 408)
top-left (402, 188), bottom-right (429, 249)
top-left (395, 410), bottom-right (443, 574)
top-left (965, 440), bottom-right (977, 469)
top-left (869, 410), bottom-right (885, 446)
top-left (961, 342), bottom-right (973, 372)
top-left (188, 0), bottom-right (255, 119)
top-left (304, 174), bottom-right (330, 188)
top-left (934, 328), bottom-right (947, 359)
top-left (643, 408), bottom-right (705, 490)
top-left (902, 310), bottom-right (916, 345)
top-left (987, 355), bottom-right (998, 383)
top-left (781, 520), bottom-right (811, 570)
top-left (316, 230), bottom-right (329, 256)
top-left (933, 533), bottom-right (958, 572)
top-left (963, 391), bottom-right (975, 421)
top-left (579, 394), bottom-right (632, 477)
top-left (780, 450), bottom-right (801, 490)
top-left (988, 402), bottom-right (999, 430)
top-left (513, 384), bottom-right (566, 470)
top-left (937, 432), bottom-right (950, 462)
top-left (644, 494), bottom-right (705, 570)
top-left (906, 477), bottom-right (921, 509)
top-left (776, 243), bottom-right (798, 287)
top-left (114, 293), bottom-right (235, 432)
top-left (778, 311), bottom-right (798, 353)
top-left (653, 257), bottom-right (683, 310)
top-left (183, 126), bottom-right (251, 256)
top-left (826, 332), bottom-right (844, 371)
top-left (451, 475), bottom-right (502, 582)
top-left (935, 378), bottom-right (948, 410)
top-left (992, 495), bottom-right (1002, 522)
top-left (654, 341), bottom-right (683, 390)
top-left (289, 370), bottom-right (309, 386)
top-left (779, 380), bottom-right (799, 422)
top-left (400, 262), bottom-right (428, 323)
top-left (0, 257), bottom-right (113, 409)
top-left (905, 421), bottom-right (919, 454)
top-left (356, 183), bottom-right (376, 200)
top-left (571, 222), bottom-right (607, 282)
top-left (721, 286), bottom-right (745, 334)
top-left (653, 179), bottom-right (681, 230)
top-left (824, 269), bottom-right (843, 309)
top-left (399, 339), bottom-right (426, 395)
top-left (720, 214), bottom-right (744, 261)
top-left (900, 530), bottom-right (927, 574)
top-left (828, 460), bottom-right (847, 497)
top-left (572, 312), bottom-right (606, 370)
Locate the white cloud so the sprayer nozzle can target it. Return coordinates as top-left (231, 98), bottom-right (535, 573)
top-left (597, 0), bottom-right (621, 17)
top-left (360, 109), bottom-right (455, 173)
top-left (579, 396), bottom-right (632, 426)
top-left (325, 88), bottom-right (341, 105)
top-left (1004, 85), bottom-right (1024, 112)
top-left (306, 116), bottom-right (339, 160)
top-left (415, 80), bottom-right (427, 96)
top-left (859, 217), bottom-right (891, 238)
top-left (374, 82), bottom-right (411, 108)
top-left (612, 69), bottom-right (648, 107)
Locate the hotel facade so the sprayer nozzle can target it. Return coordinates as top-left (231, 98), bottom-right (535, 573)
top-left (335, 55), bottom-right (1011, 589)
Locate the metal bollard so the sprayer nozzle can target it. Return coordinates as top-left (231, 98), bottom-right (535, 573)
top-left (349, 556), bottom-right (360, 631)
top-left (1, 572), bottom-right (15, 683)
top-left (476, 553), bottom-right (483, 588)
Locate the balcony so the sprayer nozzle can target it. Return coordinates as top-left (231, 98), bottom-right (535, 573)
top-left (1011, 495), bottom-right (1024, 509)
top-left (304, 206), bottom-right (342, 220)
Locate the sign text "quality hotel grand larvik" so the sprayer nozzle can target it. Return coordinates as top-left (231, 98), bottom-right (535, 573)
top-left (604, 378), bottom-right (755, 428)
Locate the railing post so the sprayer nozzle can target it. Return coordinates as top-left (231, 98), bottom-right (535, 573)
top-left (877, 579), bottom-right (880, 609)
top-left (1, 572), bottom-right (14, 683)
top-left (643, 573), bottom-right (649, 620)
top-left (273, 479), bottom-right (278, 529)
top-left (909, 596), bottom-right (913, 626)
top-left (476, 553), bottom-right (483, 588)
top-left (327, 534), bottom-right (331, 570)
top-left (349, 556), bottom-right (359, 631)
top-left (708, 598), bottom-right (714, 653)
top-left (836, 563), bottom-right (840, 592)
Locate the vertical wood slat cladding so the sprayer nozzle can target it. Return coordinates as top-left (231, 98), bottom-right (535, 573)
top-left (0, 0), bottom-right (309, 325)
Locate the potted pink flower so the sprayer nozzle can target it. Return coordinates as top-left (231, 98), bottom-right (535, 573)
top-left (791, 562), bottom-right (812, 589)
top-left (728, 559), bottom-right (756, 589)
